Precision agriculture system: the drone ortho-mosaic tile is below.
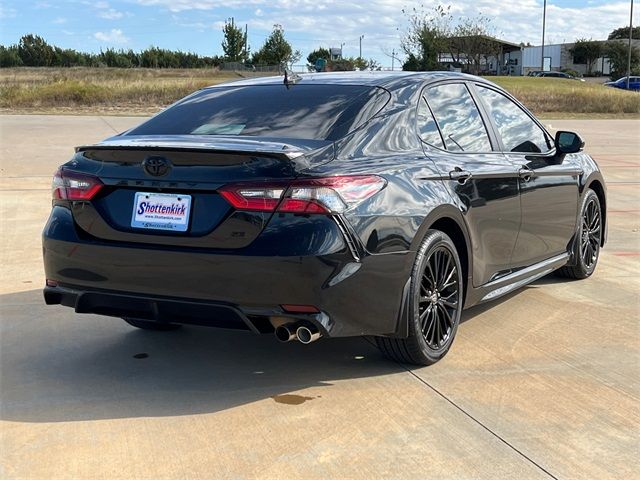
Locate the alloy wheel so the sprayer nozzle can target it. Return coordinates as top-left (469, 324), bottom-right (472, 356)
top-left (418, 246), bottom-right (460, 350)
top-left (581, 197), bottom-right (601, 269)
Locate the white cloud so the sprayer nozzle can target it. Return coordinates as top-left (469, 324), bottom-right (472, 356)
top-left (134, 0), bottom-right (637, 65)
top-left (0, 5), bottom-right (17, 19)
top-left (98, 8), bottom-right (125, 19)
top-left (93, 29), bottom-right (130, 44)
top-left (52, 17), bottom-right (67, 24)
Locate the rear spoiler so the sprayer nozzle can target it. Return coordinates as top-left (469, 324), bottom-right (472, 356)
top-left (75, 135), bottom-right (323, 161)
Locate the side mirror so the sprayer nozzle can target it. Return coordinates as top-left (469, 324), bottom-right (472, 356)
top-left (555, 131), bottom-right (584, 154)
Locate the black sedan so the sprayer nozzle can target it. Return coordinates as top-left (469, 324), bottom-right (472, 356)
top-left (43, 72), bottom-right (607, 365)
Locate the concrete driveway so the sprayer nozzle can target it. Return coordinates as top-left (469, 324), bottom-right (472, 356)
top-left (1, 115), bottom-right (638, 479)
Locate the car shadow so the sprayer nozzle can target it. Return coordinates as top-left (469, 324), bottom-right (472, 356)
top-left (1, 275), bottom-right (560, 423)
top-left (0, 289), bottom-right (402, 423)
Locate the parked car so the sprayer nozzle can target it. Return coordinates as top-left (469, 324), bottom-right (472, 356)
top-left (527, 70), bottom-right (544, 77)
top-left (43, 71), bottom-right (607, 365)
top-left (604, 76), bottom-right (640, 91)
top-left (537, 71), bottom-right (586, 81)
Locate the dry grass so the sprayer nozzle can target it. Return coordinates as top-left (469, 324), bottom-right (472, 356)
top-left (0, 67), bottom-right (254, 115)
top-left (491, 76), bottom-right (640, 117)
top-left (1, 68), bottom-right (639, 117)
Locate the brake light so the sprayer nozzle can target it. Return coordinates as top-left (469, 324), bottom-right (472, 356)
top-left (52, 169), bottom-right (103, 201)
top-left (219, 175), bottom-right (386, 214)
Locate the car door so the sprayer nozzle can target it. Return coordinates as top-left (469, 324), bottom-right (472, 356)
top-left (473, 83), bottom-right (580, 268)
top-left (419, 82), bottom-right (521, 287)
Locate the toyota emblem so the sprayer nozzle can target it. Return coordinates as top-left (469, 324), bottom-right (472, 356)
top-left (142, 156), bottom-right (171, 177)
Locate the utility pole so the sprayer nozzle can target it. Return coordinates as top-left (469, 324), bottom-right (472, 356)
top-left (244, 24), bottom-right (248, 62)
top-left (392, 49), bottom-right (395, 71)
top-left (359, 35), bottom-right (364, 59)
top-left (628, 0), bottom-right (634, 90)
top-left (541, 0), bottom-right (547, 71)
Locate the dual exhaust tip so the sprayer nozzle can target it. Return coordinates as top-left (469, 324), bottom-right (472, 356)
top-left (275, 322), bottom-right (321, 344)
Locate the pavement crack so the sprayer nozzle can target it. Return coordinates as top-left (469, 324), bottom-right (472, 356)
top-left (362, 337), bottom-right (559, 480)
top-left (99, 116), bottom-right (120, 134)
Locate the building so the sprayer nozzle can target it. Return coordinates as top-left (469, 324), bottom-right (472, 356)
top-left (522, 39), bottom-right (640, 76)
top-left (437, 35), bottom-right (523, 76)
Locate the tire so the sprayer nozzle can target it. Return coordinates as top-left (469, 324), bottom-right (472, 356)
top-left (122, 317), bottom-right (182, 331)
top-left (376, 230), bottom-right (464, 366)
top-left (556, 189), bottom-right (602, 280)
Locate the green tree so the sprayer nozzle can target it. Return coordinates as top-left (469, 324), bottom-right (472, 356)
top-left (608, 26), bottom-right (640, 40)
top-left (328, 58), bottom-right (355, 71)
top-left (306, 47), bottom-right (330, 70)
top-left (0, 45), bottom-right (23, 67)
top-left (606, 41), bottom-right (640, 80)
top-left (351, 57), bottom-right (381, 71)
top-left (221, 18), bottom-right (247, 62)
top-left (17, 34), bottom-right (55, 66)
top-left (252, 25), bottom-right (296, 69)
top-left (570, 39), bottom-right (603, 75)
top-left (402, 53), bottom-right (421, 71)
top-left (401, 5), bottom-right (451, 71)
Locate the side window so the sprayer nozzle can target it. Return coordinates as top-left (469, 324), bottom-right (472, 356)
top-left (476, 86), bottom-right (551, 153)
top-left (425, 83), bottom-right (492, 152)
top-left (417, 96), bottom-right (444, 149)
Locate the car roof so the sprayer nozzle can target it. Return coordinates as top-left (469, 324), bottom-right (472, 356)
top-left (207, 71), bottom-right (486, 90)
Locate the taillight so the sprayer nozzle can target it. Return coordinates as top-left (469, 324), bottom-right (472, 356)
top-left (219, 175), bottom-right (386, 214)
top-left (52, 168), bottom-right (103, 201)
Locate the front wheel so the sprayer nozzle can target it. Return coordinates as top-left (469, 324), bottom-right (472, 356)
top-left (376, 230), bottom-right (464, 366)
top-left (556, 189), bottom-right (602, 279)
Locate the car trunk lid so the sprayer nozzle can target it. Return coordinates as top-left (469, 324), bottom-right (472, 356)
top-left (67, 135), bottom-right (334, 249)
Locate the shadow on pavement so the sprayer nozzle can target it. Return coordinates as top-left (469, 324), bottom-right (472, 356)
top-left (0, 275), bottom-right (561, 423)
top-left (0, 289), bottom-right (402, 423)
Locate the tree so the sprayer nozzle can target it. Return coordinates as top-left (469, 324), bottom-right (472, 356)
top-left (307, 47), bottom-right (330, 70)
top-left (17, 34), bottom-right (55, 66)
top-left (351, 57), bottom-right (381, 71)
top-left (606, 41), bottom-right (640, 80)
top-left (252, 24), bottom-right (295, 69)
top-left (402, 53), bottom-right (421, 71)
top-left (608, 26), bottom-right (640, 40)
top-left (221, 18), bottom-right (247, 62)
top-left (0, 45), bottom-right (23, 67)
top-left (448, 15), bottom-right (501, 75)
top-left (570, 39), bottom-right (603, 76)
top-left (290, 49), bottom-right (302, 67)
top-left (401, 5), bottom-right (452, 71)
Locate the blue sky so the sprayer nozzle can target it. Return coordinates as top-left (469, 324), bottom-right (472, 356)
top-left (0, 1), bottom-right (635, 67)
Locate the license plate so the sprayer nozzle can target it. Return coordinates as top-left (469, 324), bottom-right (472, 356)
top-left (131, 192), bottom-right (191, 232)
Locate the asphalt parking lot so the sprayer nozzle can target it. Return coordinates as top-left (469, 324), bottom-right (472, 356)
top-left (1, 115), bottom-right (638, 479)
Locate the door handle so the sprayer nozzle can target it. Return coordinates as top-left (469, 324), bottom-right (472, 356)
top-left (449, 169), bottom-right (472, 184)
top-left (518, 167), bottom-right (534, 182)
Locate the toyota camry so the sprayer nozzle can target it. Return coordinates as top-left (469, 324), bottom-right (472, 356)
top-left (43, 71), bottom-right (607, 365)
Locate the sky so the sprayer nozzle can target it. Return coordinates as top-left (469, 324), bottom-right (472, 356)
top-left (0, 1), bottom-right (636, 68)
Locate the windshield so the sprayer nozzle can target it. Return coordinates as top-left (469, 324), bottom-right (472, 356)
top-left (127, 84), bottom-right (389, 141)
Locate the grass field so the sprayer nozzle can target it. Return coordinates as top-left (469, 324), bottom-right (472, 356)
top-left (0, 68), bottom-right (248, 115)
top-left (1, 67), bottom-right (639, 118)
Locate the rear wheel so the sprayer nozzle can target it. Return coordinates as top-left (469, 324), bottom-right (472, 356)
top-left (556, 189), bottom-right (602, 279)
top-left (122, 317), bottom-right (182, 331)
top-left (376, 230), bottom-right (463, 366)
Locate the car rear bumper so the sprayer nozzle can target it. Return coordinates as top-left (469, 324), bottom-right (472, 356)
top-left (43, 206), bottom-right (412, 337)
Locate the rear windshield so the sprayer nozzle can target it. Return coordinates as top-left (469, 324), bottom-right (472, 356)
top-left (127, 84), bottom-right (389, 141)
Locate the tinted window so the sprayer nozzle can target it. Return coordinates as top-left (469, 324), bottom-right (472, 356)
top-left (476, 86), bottom-right (550, 153)
top-left (127, 85), bottom-right (389, 141)
top-left (425, 83), bottom-right (492, 152)
top-left (416, 96), bottom-right (444, 148)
